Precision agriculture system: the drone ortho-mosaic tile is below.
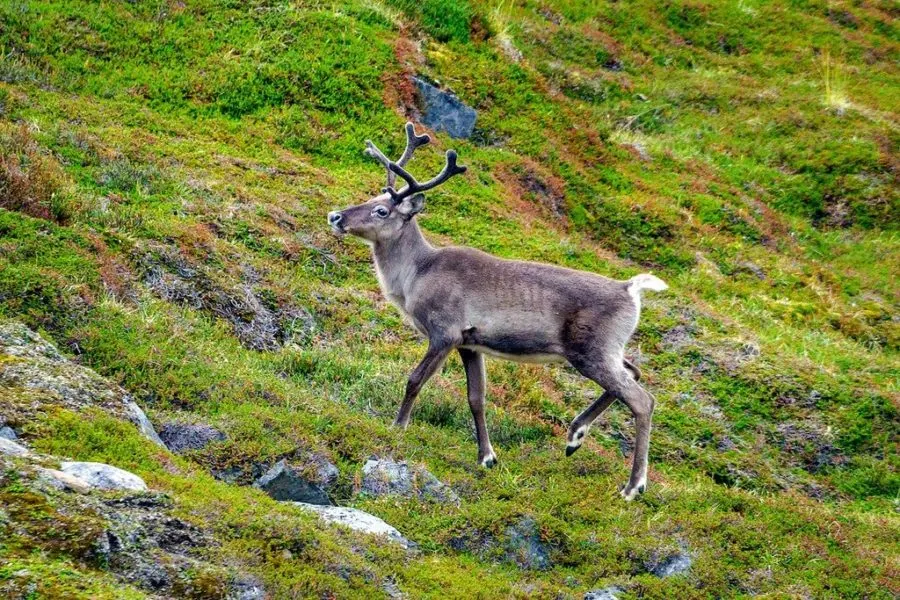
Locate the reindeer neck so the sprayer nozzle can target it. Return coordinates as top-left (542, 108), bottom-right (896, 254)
top-left (372, 220), bottom-right (433, 303)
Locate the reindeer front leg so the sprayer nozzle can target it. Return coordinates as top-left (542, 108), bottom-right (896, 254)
top-left (394, 340), bottom-right (453, 428)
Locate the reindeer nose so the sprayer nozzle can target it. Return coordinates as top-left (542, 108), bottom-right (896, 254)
top-left (328, 211), bottom-right (343, 226)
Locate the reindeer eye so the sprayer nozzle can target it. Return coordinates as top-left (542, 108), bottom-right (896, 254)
top-left (372, 206), bottom-right (390, 218)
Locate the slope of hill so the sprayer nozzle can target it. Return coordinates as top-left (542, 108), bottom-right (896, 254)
top-left (0, 0), bottom-right (897, 598)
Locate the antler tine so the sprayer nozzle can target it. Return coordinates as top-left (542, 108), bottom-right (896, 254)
top-left (364, 140), bottom-right (396, 186)
top-left (396, 122), bottom-right (431, 168)
top-left (365, 123), bottom-right (430, 188)
top-left (384, 150), bottom-right (467, 203)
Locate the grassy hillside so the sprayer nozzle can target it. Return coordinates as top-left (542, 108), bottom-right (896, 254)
top-left (0, 0), bottom-right (897, 598)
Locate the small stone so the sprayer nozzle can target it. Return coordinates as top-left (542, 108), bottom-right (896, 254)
top-left (228, 575), bottom-right (266, 600)
top-left (603, 58), bottom-right (623, 71)
top-left (361, 457), bottom-right (458, 504)
top-left (381, 577), bottom-right (405, 599)
top-left (738, 261), bottom-right (766, 280)
top-left (650, 552), bottom-right (691, 578)
top-left (60, 461), bottom-right (148, 491)
top-left (0, 437), bottom-right (30, 457)
top-left (0, 426), bottom-right (17, 440)
top-left (293, 503), bottom-right (411, 548)
top-left (254, 458), bottom-right (336, 505)
top-left (585, 586), bottom-right (622, 600)
top-left (413, 77), bottom-right (477, 139)
top-left (717, 436), bottom-right (737, 451)
top-left (158, 422), bottom-right (225, 454)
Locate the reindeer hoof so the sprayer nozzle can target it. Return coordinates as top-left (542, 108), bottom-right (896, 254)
top-left (480, 455), bottom-right (497, 469)
top-left (619, 482), bottom-right (646, 501)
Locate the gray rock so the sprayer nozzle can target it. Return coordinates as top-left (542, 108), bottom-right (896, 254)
top-left (585, 587), bottom-right (622, 600)
top-left (381, 577), bottom-right (405, 599)
top-left (413, 77), bottom-right (476, 139)
top-left (34, 467), bottom-right (92, 493)
top-left (0, 437), bottom-right (30, 457)
top-left (504, 517), bottom-right (551, 570)
top-left (124, 400), bottom-right (165, 448)
top-left (158, 422), bottom-right (225, 454)
top-left (0, 320), bottom-right (164, 447)
top-left (254, 458), bottom-right (336, 505)
top-left (0, 425), bottom-right (17, 440)
top-left (361, 457), bottom-right (458, 504)
top-left (60, 461), bottom-right (148, 492)
top-left (649, 551), bottom-right (691, 578)
top-left (293, 502), bottom-right (411, 548)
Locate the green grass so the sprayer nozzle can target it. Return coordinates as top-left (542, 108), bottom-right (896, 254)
top-left (0, 0), bottom-right (897, 598)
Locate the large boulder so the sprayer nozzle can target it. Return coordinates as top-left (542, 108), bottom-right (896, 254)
top-left (254, 457), bottom-right (338, 505)
top-left (158, 422), bottom-right (226, 454)
top-left (60, 461), bottom-right (148, 492)
top-left (413, 77), bottom-right (477, 140)
top-left (34, 467), bottom-right (93, 493)
top-left (294, 502), bottom-right (411, 548)
top-left (360, 457), bottom-right (458, 504)
top-left (0, 320), bottom-right (164, 448)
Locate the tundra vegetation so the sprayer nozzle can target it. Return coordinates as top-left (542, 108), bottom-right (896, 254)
top-left (0, 0), bottom-right (897, 598)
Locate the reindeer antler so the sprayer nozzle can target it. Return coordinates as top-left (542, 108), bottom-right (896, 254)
top-left (383, 150), bottom-right (467, 205)
top-left (364, 122), bottom-right (431, 188)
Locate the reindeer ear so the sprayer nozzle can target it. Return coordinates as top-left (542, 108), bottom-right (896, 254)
top-left (396, 193), bottom-right (425, 217)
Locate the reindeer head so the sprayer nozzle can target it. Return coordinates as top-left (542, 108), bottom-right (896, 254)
top-left (328, 122), bottom-right (466, 244)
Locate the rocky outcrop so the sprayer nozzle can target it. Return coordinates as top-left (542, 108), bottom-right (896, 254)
top-left (158, 421), bottom-right (226, 454)
top-left (134, 242), bottom-right (316, 351)
top-left (254, 457), bottom-right (338, 505)
top-left (360, 457), bottom-right (458, 504)
top-left (0, 320), bottom-right (163, 448)
top-left (124, 401), bottom-right (165, 448)
top-left (60, 461), bottom-right (148, 492)
top-left (0, 425), bottom-right (17, 440)
top-left (294, 502), bottom-right (412, 548)
top-left (413, 77), bottom-right (476, 139)
top-left (0, 455), bottom-right (265, 598)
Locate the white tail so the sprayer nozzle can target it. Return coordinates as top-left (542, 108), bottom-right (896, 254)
top-left (629, 273), bottom-right (668, 293)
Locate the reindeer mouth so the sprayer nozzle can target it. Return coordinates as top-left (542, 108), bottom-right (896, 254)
top-left (330, 223), bottom-right (346, 235)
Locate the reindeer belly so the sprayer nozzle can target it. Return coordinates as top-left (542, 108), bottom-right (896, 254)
top-left (460, 322), bottom-right (566, 364)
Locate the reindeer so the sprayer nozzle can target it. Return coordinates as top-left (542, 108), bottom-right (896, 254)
top-left (328, 123), bottom-right (667, 500)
